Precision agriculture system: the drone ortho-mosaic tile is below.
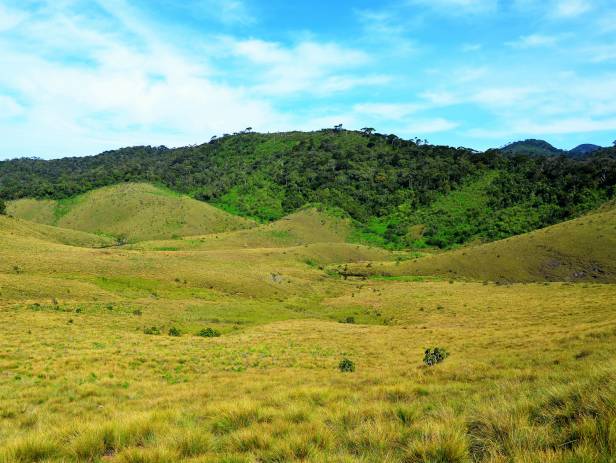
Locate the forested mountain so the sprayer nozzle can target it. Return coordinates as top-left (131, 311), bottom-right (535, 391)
top-left (501, 139), bottom-right (606, 158)
top-left (1, 130), bottom-right (615, 248)
top-left (501, 139), bottom-right (566, 157)
top-left (569, 144), bottom-right (602, 158)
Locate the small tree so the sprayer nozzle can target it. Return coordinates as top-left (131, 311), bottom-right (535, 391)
top-left (0, 199), bottom-right (6, 215)
top-left (361, 127), bottom-right (375, 136)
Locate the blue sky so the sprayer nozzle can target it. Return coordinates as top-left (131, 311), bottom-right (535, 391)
top-left (0, 0), bottom-right (615, 159)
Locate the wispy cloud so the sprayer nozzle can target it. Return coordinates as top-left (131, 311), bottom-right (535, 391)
top-left (407, 0), bottom-right (498, 14)
top-left (227, 38), bottom-right (387, 96)
top-left (0, 0), bottom-right (387, 156)
top-left (506, 34), bottom-right (559, 48)
top-left (553, 0), bottom-right (592, 18)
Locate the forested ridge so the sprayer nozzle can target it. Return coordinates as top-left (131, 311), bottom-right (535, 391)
top-left (1, 130), bottom-right (615, 248)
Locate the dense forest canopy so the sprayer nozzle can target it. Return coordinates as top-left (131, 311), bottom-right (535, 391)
top-left (1, 130), bottom-right (615, 248)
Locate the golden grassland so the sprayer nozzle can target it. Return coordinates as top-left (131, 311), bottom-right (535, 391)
top-left (342, 203), bottom-right (616, 284)
top-left (8, 183), bottom-right (255, 242)
top-left (127, 208), bottom-right (353, 252)
top-left (1, 199), bottom-right (615, 462)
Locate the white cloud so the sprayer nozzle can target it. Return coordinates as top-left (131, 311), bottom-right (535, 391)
top-left (404, 118), bottom-right (459, 134)
top-left (0, 4), bottom-right (25, 31)
top-left (554, 0), bottom-right (592, 18)
top-left (408, 0), bottom-right (497, 12)
top-left (353, 103), bottom-right (422, 119)
top-left (507, 34), bottom-right (559, 48)
top-left (469, 117), bottom-right (616, 138)
top-left (0, 0), bottom-right (387, 156)
top-left (461, 43), bottom-right (482, 52)
top-left (0, 95), bottom-right (25, 118)
top-left (228, 39), bottom-right (386, 96)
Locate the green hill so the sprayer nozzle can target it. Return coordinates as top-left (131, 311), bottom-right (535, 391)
top-left (7, 183), bottom-right (255, 242)
top-left (340, 202), bottom-right (616, 283)
top-left (2, 131), bottom-right (615, 249)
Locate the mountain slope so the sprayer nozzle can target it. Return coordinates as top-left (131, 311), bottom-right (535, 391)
top-left (340, 202), bottom-right (616, 282)
top-left (2, 131), bottom-right (615, 248)
top-left (7, 183), bottom-right (255, 242)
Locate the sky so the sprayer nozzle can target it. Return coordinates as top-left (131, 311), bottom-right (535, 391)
top-left (0, 0), bottom-right (615, 159)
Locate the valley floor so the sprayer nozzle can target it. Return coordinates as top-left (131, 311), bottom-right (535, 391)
top-left (1, 214), bottom-right (615, 462)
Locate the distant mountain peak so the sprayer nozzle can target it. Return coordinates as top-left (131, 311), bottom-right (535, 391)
top-left (500, 139), bottom-right (604, 158)
top-left (569, 144), bottom-right (602, 157)
top-left (501, 139), bottom-right (564, 156)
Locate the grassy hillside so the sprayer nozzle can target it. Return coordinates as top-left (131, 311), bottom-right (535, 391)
top-left (8, 183), bottom-right (255, 242)
top-left (0, 214), bottom-right (114, 248)
top-left (341, 202), bottom-right (616, 283)
top-left (1, 208), bottom-right (615, 461)
top-left (130, 207), bottom-right (353, 251)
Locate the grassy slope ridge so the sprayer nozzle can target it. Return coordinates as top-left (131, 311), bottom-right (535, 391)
top-left (0, 214), bottom-right (114, 248)
top-left (342, 202), bottom-right (616, 282)
top-left (8, 183), bottom-right (255, 242)
top-left (130, 207), bottom-right (353, 251)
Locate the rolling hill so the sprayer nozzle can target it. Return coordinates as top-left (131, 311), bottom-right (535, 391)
top-left (7, 183), bottom-right (255, 242)
top-left (340, 202), bottom-right (616, 283)
top-left (2, 130), bottom-right (615, 249)
top-left (0, 214), bottom-right (115, 248)
top-left (130, 207), bottom-right (353, 251)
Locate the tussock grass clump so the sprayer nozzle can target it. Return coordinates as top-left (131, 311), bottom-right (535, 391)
top-left (0, 435), bottom-right (59, 463)
top-left (338, 358), bottom-right (355, 372)
top-left (198, 327), bottom-right (221, 338)
top-left (144, 326), bottom-right (161, 335)
top-left (168, 327), bottom-right (181, 337)
top-left (405, 427), bottom-right (470, 463)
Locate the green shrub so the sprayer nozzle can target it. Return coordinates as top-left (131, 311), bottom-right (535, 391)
top-left (144, 327), bottom-right (161, 335)
top-left (133, 309), bottom-right (142, 316)
top-left (198, 327), bottom-right (221, 338)
top-left (0, 199), bottom-right (5, 216)
top-left (338, 358), bottom-right (355, 373)
top-left (168, 327), bottom-right (181, 337)
top-left (423, 347), bottom-right (449, 366)
top-left (340, 316), bottom-right (355, 324)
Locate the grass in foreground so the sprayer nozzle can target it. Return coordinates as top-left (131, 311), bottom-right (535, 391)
top-left (0, 213), bottom-right (615, 462)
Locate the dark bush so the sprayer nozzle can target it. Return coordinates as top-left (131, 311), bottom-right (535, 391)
top-left (144, 326), bottom-right (161, 335)
top-left (423, 347), bottom-right (449, 366)
top-left (338, 358), bottom-right (355, 372)
top-left (168, 327), bottom-right (181, 337)
top-left (198, 327), bottom-right (221, 338)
